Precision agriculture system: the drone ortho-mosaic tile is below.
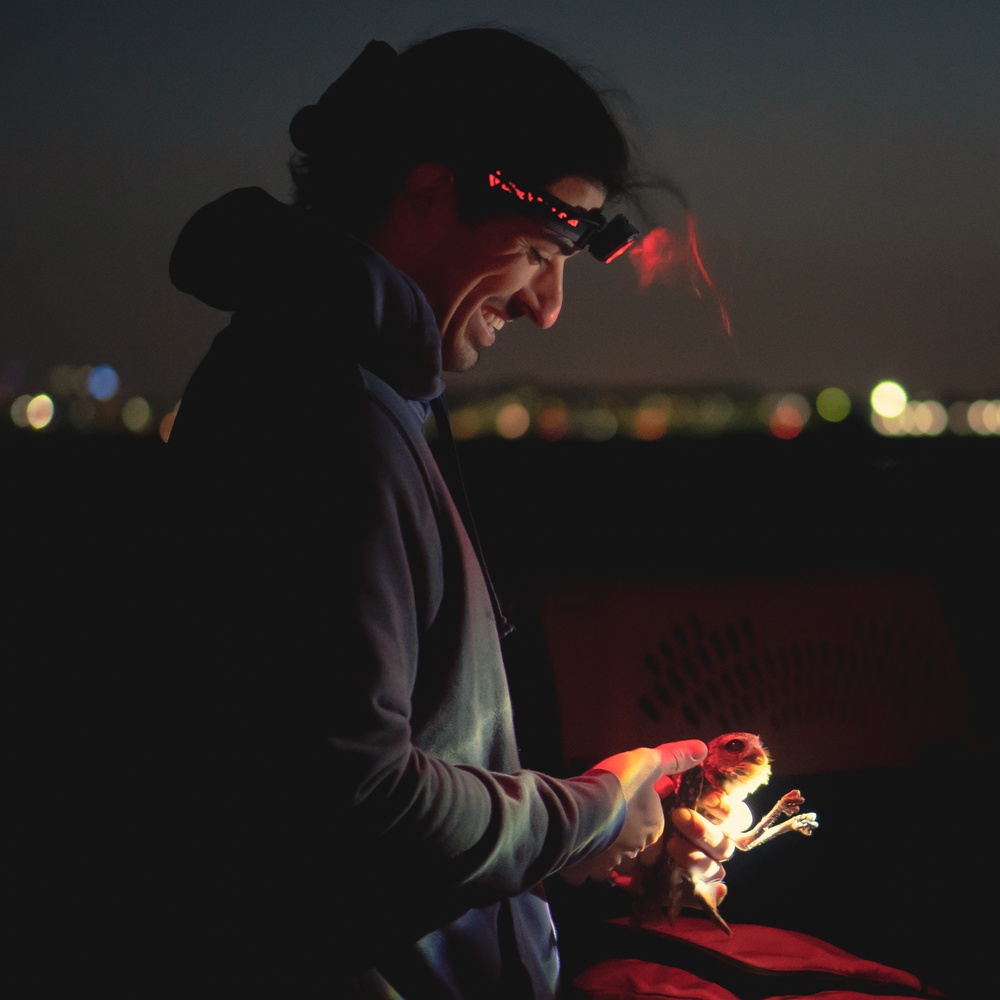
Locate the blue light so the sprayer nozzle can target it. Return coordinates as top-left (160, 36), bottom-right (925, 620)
top-left (88, 365), bottom-right (120, 401)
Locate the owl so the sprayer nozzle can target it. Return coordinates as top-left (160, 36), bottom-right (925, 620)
top-left (631, 732), bottom-right (818, 933)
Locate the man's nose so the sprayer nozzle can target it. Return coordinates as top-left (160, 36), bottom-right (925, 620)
top-left (517, 261), bottom-right (564, 329)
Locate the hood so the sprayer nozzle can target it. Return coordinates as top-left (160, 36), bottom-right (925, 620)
top-left (169, 187), bottom-right (444, 402)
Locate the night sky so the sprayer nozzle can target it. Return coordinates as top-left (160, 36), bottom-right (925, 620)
top-left (4, 1), bottom-right (998, 410)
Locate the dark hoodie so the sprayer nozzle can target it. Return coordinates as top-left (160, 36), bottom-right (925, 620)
top-left (168, 186), bottom-right (444, 451)
top-left (164, 188), bottom-right (626, 998)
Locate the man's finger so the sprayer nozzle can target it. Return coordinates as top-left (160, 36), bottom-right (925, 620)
top-left (656, 740), bottom-right (707, 775)
top-left (653, 774), bottom-right (679, 798)
top-left (671, 805), bottom-right (735, 862)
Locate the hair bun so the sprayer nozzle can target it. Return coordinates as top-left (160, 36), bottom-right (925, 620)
top-left (288, 104), bottom-right (323, 155)
top-left (289, 40), bottom-right (398, 156)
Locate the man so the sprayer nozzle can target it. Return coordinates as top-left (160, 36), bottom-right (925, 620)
top-left (166, 29), bottom-right (736, 998)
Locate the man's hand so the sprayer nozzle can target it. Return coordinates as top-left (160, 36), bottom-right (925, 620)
top-left (560, 740), bottom-right (707, 885)
top-left (614, 772), bottom-right (747, 927)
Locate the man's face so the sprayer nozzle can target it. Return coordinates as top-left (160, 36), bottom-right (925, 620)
top-left (415, 175), bottom-right (607, 373)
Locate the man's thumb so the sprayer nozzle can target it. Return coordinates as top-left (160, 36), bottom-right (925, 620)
top-left (656, 740), bottom-right (708, 775)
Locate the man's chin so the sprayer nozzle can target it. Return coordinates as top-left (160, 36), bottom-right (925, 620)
top-left (442, 340), bottom-right (482, 374)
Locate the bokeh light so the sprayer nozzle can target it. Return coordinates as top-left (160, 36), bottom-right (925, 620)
top-left (871, 380), bottom-right (907, 418)
top-left (815, 387), bottom-right (851, 423)
top-left (10, 394), bottom-right (33, 428)
top-left (87, 365), bottom-right (120, 401)
top-left (122, 396), bottom-right (154, 434)
top-left (495, 401), bottom-right (531, 440)
top-left (697, 393), bottom-right (735, 432)
top-left (159, 409), bottom-right (177, 443)
top-left (450, 405), bottom-right (486, 441)
top-left (968, 399), bottom-right (1000, 435)
top-left (907, 400), bottom-right (948, 436)
top-left (769, 394), bottom-right (810, 440)
top-left (26, 394), bottom-right (55, 430)
top-left (535, 400), bottom-right (570, 441)
top-left (632, 393), bottom-right (673, 441)
top-left (2, 363), bottom-right (994, 441)
top-left (758, 393), bottom-right (809, 440)
top-left (576, 406), bottom-right (618, 442)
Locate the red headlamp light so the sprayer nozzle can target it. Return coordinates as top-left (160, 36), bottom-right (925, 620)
top-left (482, 169), bottom-right (639, 263)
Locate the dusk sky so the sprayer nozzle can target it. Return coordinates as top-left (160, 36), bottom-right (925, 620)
top-left (4, 1), bottom-right (998, 410)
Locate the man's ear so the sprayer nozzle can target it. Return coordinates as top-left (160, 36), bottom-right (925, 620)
top-left (395, 162), bottom-right (457, 241)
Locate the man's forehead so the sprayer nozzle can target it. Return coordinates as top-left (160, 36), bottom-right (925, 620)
top-left (462, 167), bottom-right (639, 263)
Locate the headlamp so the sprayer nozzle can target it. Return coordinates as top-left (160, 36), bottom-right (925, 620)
top-left (481, 169), bottom-right (639, 263)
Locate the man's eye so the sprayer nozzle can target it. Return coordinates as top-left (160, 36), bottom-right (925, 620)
top-left (529, 246), bottom-right (551, 266)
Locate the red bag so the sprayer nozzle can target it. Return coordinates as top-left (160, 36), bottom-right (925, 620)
top-left (571, 914), bottom-right (948, 999)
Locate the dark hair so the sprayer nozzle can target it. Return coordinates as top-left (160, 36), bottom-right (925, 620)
top-left (288, 28), bottom-right (635, 237)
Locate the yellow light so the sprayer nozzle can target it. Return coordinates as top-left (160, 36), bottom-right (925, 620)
top-left (871, 381), bottom-right (907, 418)
top-left (495, 402), bottom-right (530, 440)
top-left (122, 396), bottom-right (153, 434)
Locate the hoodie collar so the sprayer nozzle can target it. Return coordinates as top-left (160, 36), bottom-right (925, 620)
top-left (170, 186), bottom-right (444, 402)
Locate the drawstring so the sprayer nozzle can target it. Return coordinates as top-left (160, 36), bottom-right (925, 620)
top-left (430, 396), bottom-right (516, 640)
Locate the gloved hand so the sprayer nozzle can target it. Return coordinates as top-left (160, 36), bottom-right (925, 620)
top-left (560, 740), bottom-right (708, 885)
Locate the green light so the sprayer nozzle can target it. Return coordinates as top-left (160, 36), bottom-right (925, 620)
top-left (816, 387), bottom-right (851, 423)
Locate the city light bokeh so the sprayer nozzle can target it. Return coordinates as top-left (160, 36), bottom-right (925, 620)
top-left (0, 360), bottom-right (997, 443)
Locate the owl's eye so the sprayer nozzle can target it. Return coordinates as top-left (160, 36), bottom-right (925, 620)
top-left (724, 739), bottom-right (746, 754)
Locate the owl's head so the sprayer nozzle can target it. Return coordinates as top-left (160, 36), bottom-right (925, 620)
top-left (702, 732), bottom-right (772, 796)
